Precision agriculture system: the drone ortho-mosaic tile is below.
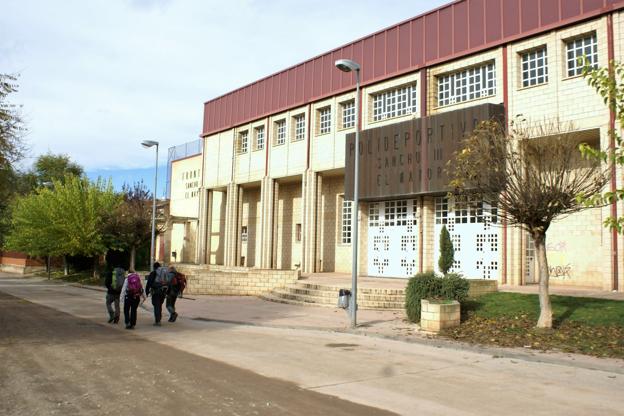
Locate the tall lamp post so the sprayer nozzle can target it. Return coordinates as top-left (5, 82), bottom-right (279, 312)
top-left (141, 140), bottom-right (159, 272)
top-left (335, 58), bottom-right (361, 328)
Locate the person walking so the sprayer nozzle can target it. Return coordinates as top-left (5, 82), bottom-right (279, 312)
top-left (121, 269), bottom-right (146, 330)
top-left (104, 266), bottom-right (124, 324)
top-left (146, 262), bottom-right (167, 326)
top-left (165, 266), bottom-right (186, 323)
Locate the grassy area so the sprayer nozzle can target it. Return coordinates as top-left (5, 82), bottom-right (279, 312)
top-left (441, 292), bottom-right (624, 359)
top-left (34, 270), bottom-right (104, 287)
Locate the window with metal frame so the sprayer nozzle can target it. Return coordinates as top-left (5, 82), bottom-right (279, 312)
top-left (254, 126), bottom-right (265, 150)
top-left (342, 199), bottom-right (352, 244)
top-left (341, 100), bottom-right (355, 129)
top-left (368, 202), bottom-right (380, 227)
top-left (437, 62), bottom-right (496, 107)
top-left (293, 114), bottom-right (306, 141)
top-left (566, 32), bottom-right (597, 77)
top-left (318, 107), bottom-right (331, 135)
top-left (521, 47), bottom-right (548, 87)
top-left (372, 84), bottom-right (417, 122)
top-left (238, 130), bottom-right (248, 154)
top-left (275, 120), bottom-right (286, 145)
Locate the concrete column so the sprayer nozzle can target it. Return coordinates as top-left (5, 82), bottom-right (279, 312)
top-left (259, 177), bottom-right (276, 269)
top-left (236, 186), bottom-right (244, 266)
top-left (302, 170), bottom-right (319, 273)
top-left (271, 181), bottom-right (280, 269)
top-left (224, 183), bottom-right (240, 267)
top-left (195, 188), bottom-right (207, 264)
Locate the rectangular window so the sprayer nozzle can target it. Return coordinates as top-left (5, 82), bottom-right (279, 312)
top-left (238, 130), bottom-right (248, 154)
top-left (341, 199), bottom-right (352, 244)
top-left (521, 47), bottom-right (548, 87)
top-left (372, 84), bottom-right (417, 122)
top-left (241, 226), bottom-right (248, 242)
top-left (293, 114), bottom-right (306, 141)
top-left (318, 107), bottom-right (331, 135)
top-left (566, 32), bottom-right (597, 77)
top-left (341, 100), bottom-right (355, 129)
top-left (254, 126), bottom-right (264, 150)
top-left (437, 62), bottom-right (496, 107)
top-left (275, 120), bottom-right (286, 145)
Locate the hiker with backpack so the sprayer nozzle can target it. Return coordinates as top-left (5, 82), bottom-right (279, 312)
top-left (165, 266), bottom-right (187, 323)
top-left (104, 266), bottom-right (125, 324)
top-left (146, 262), bottom-right (168, 326)
top-left (120, 268), bottom-right (146, 330)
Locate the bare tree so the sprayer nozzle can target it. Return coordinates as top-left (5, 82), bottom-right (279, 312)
top-left (449, 118), bottom-right (608, 328)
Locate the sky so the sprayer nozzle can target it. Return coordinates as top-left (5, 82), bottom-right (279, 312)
top-left (1, 0), bottom-right (449, 196)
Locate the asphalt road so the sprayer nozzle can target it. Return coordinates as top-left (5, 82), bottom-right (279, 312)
top-left (0, 291), bottom-right (395, 416)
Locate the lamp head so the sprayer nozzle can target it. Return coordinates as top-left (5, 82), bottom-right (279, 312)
top-left (141, 140), bottom-right (159, 148)
top-left (335, 59), bottom-right (360, 73)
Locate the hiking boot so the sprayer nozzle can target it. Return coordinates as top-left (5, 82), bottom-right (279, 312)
top-left (125, 324), bottom-right (132, 330)
top-left (170, 312), bottom-right (178, 322)
top-left (153, 322), bottom-right (161, 327)
top-left (113, 317), bottom-right (119, 324)
top-left (108, 316), bottom-right (114, 323)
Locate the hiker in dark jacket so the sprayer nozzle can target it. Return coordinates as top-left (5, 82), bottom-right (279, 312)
top-left (120, 268), bottom-right (146, 330)
top-left (104, 266), bottom-right (124, 324)
top-left (165, 266), bottom-right (186, 323)
top-left (145, 262), bottom-right (166, 326)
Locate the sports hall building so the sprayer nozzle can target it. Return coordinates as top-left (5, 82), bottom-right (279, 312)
top-left (167, 0), bottom-right (624, 292)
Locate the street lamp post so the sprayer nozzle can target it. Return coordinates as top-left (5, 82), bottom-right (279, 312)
top-left (335, 59), bottom-right (361, 329)
top-left (141, 140), bottom-right (159, 272)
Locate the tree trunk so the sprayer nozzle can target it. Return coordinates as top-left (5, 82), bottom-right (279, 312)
top-left (93, 256), bottom-right (98, 279)
top-left (63, 255), bottom-right (69, 276)
top-left (129, 246), bottom-right (136, 272)
top-left (47, 255), bottom-right (51, 280)
top-left (533, 232), bottom-right (553, 328)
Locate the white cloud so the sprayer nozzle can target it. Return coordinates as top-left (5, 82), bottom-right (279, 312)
top-left (1, 0), bottom-right (448, 170)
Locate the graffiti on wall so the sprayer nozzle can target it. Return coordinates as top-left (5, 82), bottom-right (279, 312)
top-left (546, 241), bottom-right (574, 280)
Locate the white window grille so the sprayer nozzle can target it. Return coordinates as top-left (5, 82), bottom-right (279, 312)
top-left (293, 114), bottom-right (305, 141)
top-left (437, 62), bottom-right (496, 107)
top-left (275, 120), bottom-right (286, 145)
top-left (566, 32), bottom-right (597, 77)
top-left (255, 126), bottom-right (264, 150)
top-left (318, 107), bottom-right (331, 134)
top-left (342, 199), bottom-right (352, 244)
top-left (238, 130), bottom-right (248, 154)
top-left (341, 100), bottom-right (355, 129)
top-left (384, 201), bottom-right (396, 226)
top-left (521, 47), bottom-right (548, 87)
top-left (372, 84), bottom-right (417, 122)
top-left (368, 203), bottom-right (380, 227)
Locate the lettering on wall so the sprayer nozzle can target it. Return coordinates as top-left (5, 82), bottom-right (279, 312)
top-left (546, 240), bottom-right (573, 280)
top-left (345, 103), bottom-right (505, 200)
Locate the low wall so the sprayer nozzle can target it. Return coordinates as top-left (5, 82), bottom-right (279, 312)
top-left (175, 264), bottom-right (300, 296)
top-left (0, 251), bottom-right (46, 274)
top-left (467, 279), bottom-right (498, 298)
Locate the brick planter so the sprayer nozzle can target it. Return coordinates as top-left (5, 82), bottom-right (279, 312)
top-left (420, 299), bottom-right (461, 333)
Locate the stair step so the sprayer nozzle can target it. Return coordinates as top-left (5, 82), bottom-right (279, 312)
top-left (276, 287), bottom-right (405, 302)
top-left (268, 290), bottom-right (404, 310)
top-left (293, 282), bottom-right (406, 295)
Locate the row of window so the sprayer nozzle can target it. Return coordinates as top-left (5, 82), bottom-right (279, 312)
top-left (235, 31), bottom-right (599, 154)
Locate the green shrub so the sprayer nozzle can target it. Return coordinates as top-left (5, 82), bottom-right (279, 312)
top-left (405, 271), bottom-right (470, 323)
top-left (438, 225), bottom-right (455, 274)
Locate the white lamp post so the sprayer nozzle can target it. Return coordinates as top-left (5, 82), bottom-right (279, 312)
top-left (141, 140), bottom-right (159, 272)
top-left (335, 58), bottom-right (361, 328)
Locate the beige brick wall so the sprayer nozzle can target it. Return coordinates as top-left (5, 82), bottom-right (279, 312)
top-left (275, 181), bottom-right (302, 269)
top-left (209, 190), bottom-right (226, 265)
top-left (318, 175), bottom-right (353, 272)
top-left (240, 186), bottom-right (261, 267)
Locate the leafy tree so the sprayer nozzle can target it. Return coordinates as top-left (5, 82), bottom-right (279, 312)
top-left (438, 225), bottom-right (454, 275)
top-left (104, 182), bottom-right (153, 271)
top-left (5, 175), bottom-right (121, 277)
top-left (449, 119), bottom-right (607, 328)
top-left (0, 73), bottom-right (26, 171)
top-left (32, 153), bottom-right (83, 187)
top-left (580, 61), bottom-right (624, 233)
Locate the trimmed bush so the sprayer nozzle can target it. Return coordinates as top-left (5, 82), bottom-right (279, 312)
top-left (438, 225), bottom-right (455, 274)
top-left (405, 271), bottom-right (470, 323)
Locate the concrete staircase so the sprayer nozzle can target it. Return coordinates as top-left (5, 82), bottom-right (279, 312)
top-left (260, 280), bottom-right (406, 310)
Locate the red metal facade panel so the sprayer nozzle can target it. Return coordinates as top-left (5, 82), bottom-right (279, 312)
top-left (411, 19), bottom-right (424, 67)
top-left (521, 0), bottom-right (540, 32)
top-left (386, 28), bottom-right (398, 75)
top-left (562, 0), bottom-right (582, 19)
top-left (374, 34), bottom-right (385, 78)
top-left (398, 23), bottom-right (411, 71)
top-left (439, 7), bottom-right (454, 57)
top-left (454, 1), bottom-right (469, 52)
top-left (202, 0), bottom-right (624, 136)
top-left (485, 0), bottom-right (502, 43)
top-left (425, 13), bottom-right (438, 62)
top-left (469, 0), bottom-right (485, 48)
top-left (540, 0), bottom-right (560, 26)
top-left (503, 0), bottom-right (521, 37)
